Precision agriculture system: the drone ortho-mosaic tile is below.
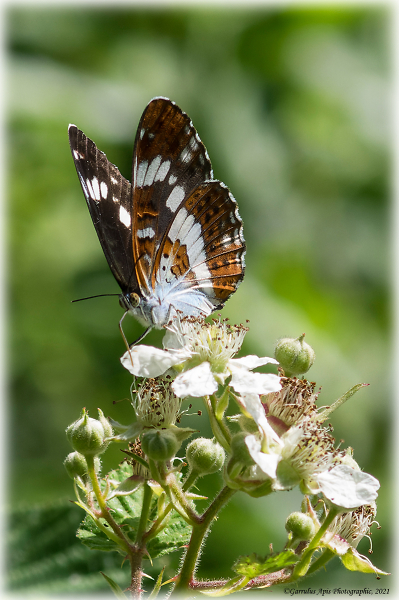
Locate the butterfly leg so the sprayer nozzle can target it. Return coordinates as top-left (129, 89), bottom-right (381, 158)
top-left (128, 326), bottom-right (152, 348)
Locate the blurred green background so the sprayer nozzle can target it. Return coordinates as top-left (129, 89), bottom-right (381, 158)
top-left (7, 4), bottom-right (392, 597)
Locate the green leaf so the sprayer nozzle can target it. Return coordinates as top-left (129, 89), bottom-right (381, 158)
top-left (341, 548), bottom-right (390, 576)
top-left (169, 425), bottom-right (197, 443)
top-left (146, 514), bottom-right (191, 558)
top-left (7, 499), bottom-right (127, 594)
top-left (77, 462), bottom-right (191, 559)
top-left (233, 550), bottom-right (298, 578)
top-left (111, 422), bottom-right (143, 442)
top-left (100, 571), bottom-right (128, 598)
top-left (148, 567), bottom-right (165, 599)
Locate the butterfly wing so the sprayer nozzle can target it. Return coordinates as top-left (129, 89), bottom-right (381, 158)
top-left (151, 180), bottom-right (246, 321)
top-left (130, 97), bottom-right (213, 295)
top-left (68, 125), bottom-right (138, 294)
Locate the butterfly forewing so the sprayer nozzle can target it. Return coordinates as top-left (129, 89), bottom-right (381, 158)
top-left (68, 125), bottom-right (137, 293)
top-left (131, 98), bottom-right (213, 294)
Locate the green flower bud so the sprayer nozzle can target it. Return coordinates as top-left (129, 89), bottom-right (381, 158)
top-left (141, 429), bottom-right (180, 462)
top-left (230, 432), bottom-right (255, 466)
top-left (64, 451), bottom-right (100, 479)
top-left (186, 437), bottom-right (225, 475)
top-left (66, 408), bottom-right (111, 456)
top-left (274, 334), bottom-right (315, 377)
top-left (285, 511), bottom-right (316, 542)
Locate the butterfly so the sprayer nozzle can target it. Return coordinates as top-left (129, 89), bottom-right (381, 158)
top-left (68, 97), bottom-right (246, 344)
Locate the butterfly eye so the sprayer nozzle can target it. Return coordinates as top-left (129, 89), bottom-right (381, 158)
top-left (119, 293), bottom-right (140, 311)
top-left (129, 293), bottom-right (140, 308)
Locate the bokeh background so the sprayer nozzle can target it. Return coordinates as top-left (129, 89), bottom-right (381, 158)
top-left (7, 3), bottom-right (392, 597)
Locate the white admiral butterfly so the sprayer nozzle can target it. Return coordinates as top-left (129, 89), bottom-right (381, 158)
top-left (69, 97), bottom-right (245, 341)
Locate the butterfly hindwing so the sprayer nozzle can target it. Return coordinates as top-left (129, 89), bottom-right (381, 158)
top-left (152, 180), bottom-right (245, 315)
top-left (68, 125), bottom-right (137, 293)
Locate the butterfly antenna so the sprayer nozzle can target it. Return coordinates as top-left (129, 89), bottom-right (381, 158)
top-left (72, 294), bottom-right (120, 303)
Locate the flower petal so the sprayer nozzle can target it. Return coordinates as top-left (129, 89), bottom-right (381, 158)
top-left (162, 326), bottom-right (184, 350)
top-left (172, 362), bottom-right (218, 398)
top-left (316, 465), bottom-right (380, 510)
top-left (230, 366), bottom-right (281, 395)
top-left (230, 355), bottom-right (278, 370)
top-left (245, 434), bottom-right (279, 479)
top-left (120, 345), bottom-right (187, 378)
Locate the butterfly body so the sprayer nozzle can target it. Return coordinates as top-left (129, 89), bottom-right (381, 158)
top-left (69, 97), bottom-right (245, 331)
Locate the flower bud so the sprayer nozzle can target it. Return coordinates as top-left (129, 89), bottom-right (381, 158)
top-left (186, 437), bottom-right (225, 475)
top-left (64, 451), bottom-right (100, 479)
top-left (285, 511), bottom-right (316, 542)
top-left (274, 334), bottom-right (315, 377)
top-left (141, 429), bottom-right (180, 462)
top-left (66, 408), bottom-right (111, 456)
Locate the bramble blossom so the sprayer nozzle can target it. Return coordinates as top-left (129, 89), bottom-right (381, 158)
top-left (121, 317), bottom-right (281, 399)
top-left (236, 392), bottom-right (380, 510)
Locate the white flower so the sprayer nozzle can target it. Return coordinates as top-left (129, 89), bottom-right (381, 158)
top-left (168, 318), bottom-right (281, 398)
top-left (121, 317), bottom-right (281, 399)
top-left (274, 417), bottom-right (342, 491)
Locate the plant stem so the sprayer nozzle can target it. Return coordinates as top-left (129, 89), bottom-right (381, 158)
top-left (203, 396), bottom-right (230, 452)
top-left (144, 502), bottom-right (174, 542)
top-left (306, 548), bottom-right (336, 575)
top-left (172, 485), bottom-right (237, 596)
top-left (182, 469), bottom-right (199, 492)
top-left (87, 456), bottom-right (150, 599)
top-left (291, 506), bottom-right (339, 580)
top-left (86, 455), bottom-right (132, 553)
top-left (136, 482), bottom-right (153, 545)
top-left (128, 549), bottom-right (145, 599)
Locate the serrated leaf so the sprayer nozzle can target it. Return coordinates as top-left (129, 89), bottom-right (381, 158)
top-left (147, 513), bottom-right (191, 558)
top-left (233, 550), bottom-right (298, 578)
top-left (77, 461), bottom-right (191, 559)
top-left (341, 548), bottom-right (390, 575)
top-left (100, 571), bottom-right (128, 598)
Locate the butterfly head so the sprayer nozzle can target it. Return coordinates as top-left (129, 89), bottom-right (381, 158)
top-left (119, 292), bottom-right (141, 312)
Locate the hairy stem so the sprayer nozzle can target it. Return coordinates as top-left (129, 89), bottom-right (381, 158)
top-left (86, 455), bottom-right (132, 553)
top-left (136, 482), bottom-right (153, 545)
top-left (172, 485), bottom-right (237, 596)
top-left (291, 506), bottom-right (339, 580)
